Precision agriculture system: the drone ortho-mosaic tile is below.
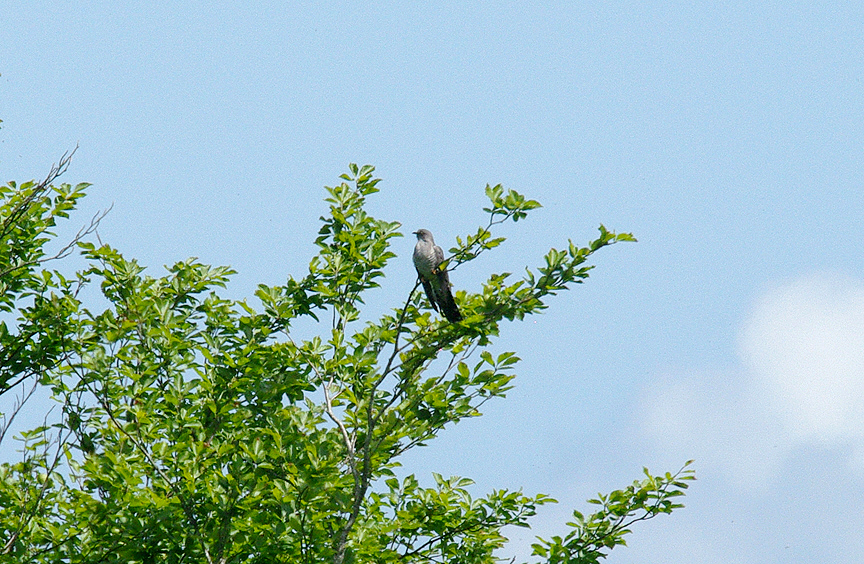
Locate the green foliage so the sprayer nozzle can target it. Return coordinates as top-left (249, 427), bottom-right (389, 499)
top-left (0, 161), bottom-right (691, 564)
top-left (531, 462), bottom-right (695, 563)
top-left (0, 150), bottom-right (94, 395)
top-left (0, 150), bottom-right (104, 559)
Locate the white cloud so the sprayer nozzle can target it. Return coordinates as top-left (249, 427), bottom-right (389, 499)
top-left (740, 273), bottom-right (864, 444)
top-left (633, 272), bottom-right (864, 564)
top-left (503, 272), bottom-right (864, 564)
top-left (644, 272), bottom-right (864, 485)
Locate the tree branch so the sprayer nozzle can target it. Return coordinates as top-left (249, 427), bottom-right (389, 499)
top-left (0, 147), bottom-right (77, 241)
top-left (0, 377), bottom-right (39, 446)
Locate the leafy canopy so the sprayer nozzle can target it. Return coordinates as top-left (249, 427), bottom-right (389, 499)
top-left (0, 161), bottom-right (692, 564)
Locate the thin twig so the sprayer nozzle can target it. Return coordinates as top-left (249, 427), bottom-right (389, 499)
top-left (0, 147), bottom-right (77, 241)
top-left (0, 377), bottom-right (40, 446)
top-left (0, 205), bottom-right (112, 279)
top-left (4, 414), bottom-right (73, 556)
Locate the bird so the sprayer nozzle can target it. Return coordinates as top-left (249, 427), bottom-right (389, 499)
top-left (412, 229), bottom-right (462, 322)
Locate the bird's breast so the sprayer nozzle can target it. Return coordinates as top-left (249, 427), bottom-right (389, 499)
top-left (413, 244), bottom-right (438, 276)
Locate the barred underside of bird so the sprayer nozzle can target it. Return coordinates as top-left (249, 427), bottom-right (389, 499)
top-left (412, 229), bottom-right (462, 322)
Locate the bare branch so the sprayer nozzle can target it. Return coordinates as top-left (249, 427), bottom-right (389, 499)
top-left (0, 204), bottom-right (113, 280)
top-left (322, 376), bottom-right (356, 462)
top-left (444, 205), bottom-right (513, 273)
top-left (377, 278), bottom-right (422, 388)
top-left (0, 377), bottom-right (40, 446)
top-left (0, 146), bottom-right (78, 241)
top-left (3, 409), bottom-right (73, 557)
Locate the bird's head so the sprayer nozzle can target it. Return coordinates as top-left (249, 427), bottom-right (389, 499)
top-left (413, 229), bottom-right (433, 241)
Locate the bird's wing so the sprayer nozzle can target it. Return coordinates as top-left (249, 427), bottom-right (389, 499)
top-left (417, 272), bottom-right (439, 312)
top-left (431, 247), bottom-right (461, 322)
top-left (432, 244), bottom-right (446, 272)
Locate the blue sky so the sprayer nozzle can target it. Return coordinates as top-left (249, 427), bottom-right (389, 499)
top-left (3, 1), bottom-right (864, 562)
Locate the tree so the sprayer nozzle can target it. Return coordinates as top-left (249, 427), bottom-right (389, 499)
top-left (0, 148), bottom-right (107, 557)
top-left (0, 148), bottom-right (104, 398)
top-left (0, 162), bottom-right (693, 563)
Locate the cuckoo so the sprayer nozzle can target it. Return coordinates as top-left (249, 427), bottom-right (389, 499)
top-left (412, 229), bottom-right (462, 322)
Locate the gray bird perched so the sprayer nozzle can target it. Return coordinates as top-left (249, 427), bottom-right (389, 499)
top-left (412, 229), bottom-right (462, 322)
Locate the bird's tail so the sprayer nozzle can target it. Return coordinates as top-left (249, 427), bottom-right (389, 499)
top-left (439, 288), bottom-right (462, 322)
